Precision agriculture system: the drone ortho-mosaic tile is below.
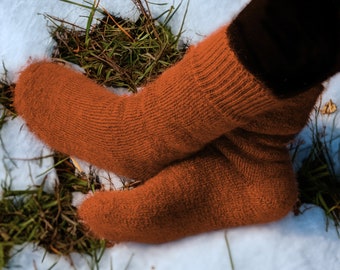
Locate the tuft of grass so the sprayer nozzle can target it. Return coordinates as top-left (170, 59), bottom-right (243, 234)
top-left (0, 82), bottom-right (14, 115)
top-left (49, 1), bottom-right (186, 92)
top-left (291, 106), bottom-right (340, 229)
top-left (297, 140), bottom-right (340, 223)
top-left (0, 84), bottom-right (16, 133)
top-left (0, 64), bottom-right (16, 131)
top-left (0, 153), bottom-right (106, 269)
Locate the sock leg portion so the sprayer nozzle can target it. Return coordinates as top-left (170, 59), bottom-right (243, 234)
top-left (78, 146), bottom-right (298, 244)
top-left (14, 26), bottom-right (277, 180)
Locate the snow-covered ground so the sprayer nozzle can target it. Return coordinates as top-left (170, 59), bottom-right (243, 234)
top-left (1, 0), bottom-right (340, 269)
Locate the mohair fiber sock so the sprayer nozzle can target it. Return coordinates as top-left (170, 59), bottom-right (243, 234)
top-left (79, 83), bottom-right (323, 243)
top-left (78, 145), bottom-right (299, 243)
top-left (14, 0), bottom-right (340, 243)
top-left (77, 84), bottom-right (322, 244)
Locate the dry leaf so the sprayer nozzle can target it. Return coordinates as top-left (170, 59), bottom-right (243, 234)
top-left (321, 99), bottom-right (337, 115)
top-left (70, 157), bottom-right (84, 174)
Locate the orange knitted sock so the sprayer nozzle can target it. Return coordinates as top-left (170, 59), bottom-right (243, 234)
top-left (77, 83), bottom-right (321, 244)
top-left (14, 0), bottom-right (340, 244)
top-left (78, 145), bottom-right (298, 244)
top-left (14, 26), bottom-right (276, 180)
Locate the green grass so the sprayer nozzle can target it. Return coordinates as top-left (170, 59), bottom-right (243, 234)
top-left (48, 0), bottom-right (186, 92)
top-left (290, 107), bottom-right (340, 229)
top-left (0, 68), bottom-right (15, 131)
top-left (224, 231), bottom-right (235, 270)
top-left (0, 154), bottom-right (106, 269)
top-left (0, 70), bottom-right (14, 114)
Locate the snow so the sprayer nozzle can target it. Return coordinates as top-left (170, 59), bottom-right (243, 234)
top-left (0, 115), bottom-right (56, 194)
top-left (6, 205), bottom-right (340, 270)
top-left (1, 0), bottom-right (340, 269)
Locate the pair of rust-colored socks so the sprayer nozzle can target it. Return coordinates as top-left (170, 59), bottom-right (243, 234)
top-left (14, 0), bottom-right (340, 243)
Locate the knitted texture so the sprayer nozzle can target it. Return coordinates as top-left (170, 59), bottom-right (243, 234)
top-left (77, 85), bottom-right (322, 244)
top-left (14, 25), bottom-right (324, 243)
top-left (15, 26), bottom-right (276, 181)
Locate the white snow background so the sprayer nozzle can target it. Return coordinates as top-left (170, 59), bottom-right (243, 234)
top-left (1, 0), bottom-right (340, 269)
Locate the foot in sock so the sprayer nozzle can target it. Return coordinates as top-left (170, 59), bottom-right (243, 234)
top-left (78, 83), bottom-right (322, 243)
top-left (78, 145), bottom-right (299, 244)
top-left (14, 0), bottom-right (340, 242)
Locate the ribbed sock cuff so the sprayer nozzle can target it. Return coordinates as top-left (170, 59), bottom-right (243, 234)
top-left (189, 26), bottom-right (278, 124)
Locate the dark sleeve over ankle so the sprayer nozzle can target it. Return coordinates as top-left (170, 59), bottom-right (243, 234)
top-left (227, 0), bottom-right (340, 98)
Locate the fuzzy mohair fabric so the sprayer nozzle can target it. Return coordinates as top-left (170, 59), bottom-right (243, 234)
top-left (14, 0), bottom-right (340, 243)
